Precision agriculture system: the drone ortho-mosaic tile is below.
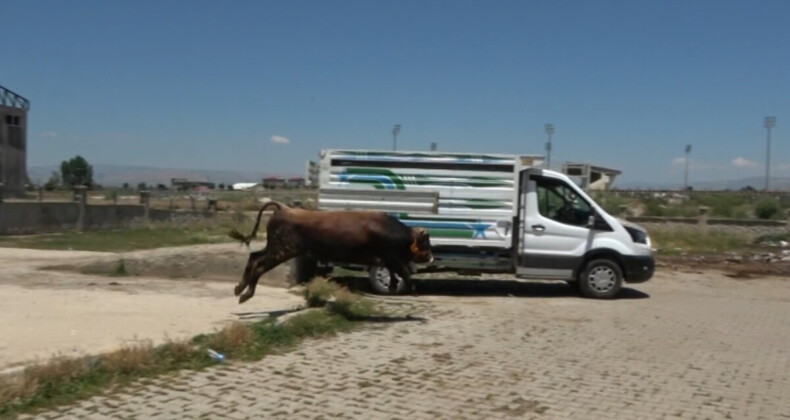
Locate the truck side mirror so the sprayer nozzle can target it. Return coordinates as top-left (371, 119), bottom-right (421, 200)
top-left (586, 214), bottom-right (596, 229)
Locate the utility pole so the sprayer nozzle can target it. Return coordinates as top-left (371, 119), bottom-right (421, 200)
top-left (764, 116), bottom-right (776, 191)
top-left (544, 124), bottom-right (554, 169)
top-left (392, 124), bottom-right (401, 151)
top-left (684, 144), bottom-right (692, 190)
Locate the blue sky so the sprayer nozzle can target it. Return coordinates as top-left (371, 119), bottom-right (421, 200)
top-left (2, 0), bottom-right (789, 184)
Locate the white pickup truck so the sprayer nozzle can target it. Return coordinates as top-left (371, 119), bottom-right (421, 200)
top-left (312, 149), bottom-right (654, 298)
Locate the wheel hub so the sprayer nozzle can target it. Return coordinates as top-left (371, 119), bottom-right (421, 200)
top-left (588, 266), bottom-right (615, 292)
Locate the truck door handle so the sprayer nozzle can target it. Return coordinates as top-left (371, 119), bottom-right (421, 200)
top-left (531, 224), bottom-right (545, 232)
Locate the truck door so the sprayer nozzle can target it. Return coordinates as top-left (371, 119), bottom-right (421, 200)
top-left (516, 171), bottom-right (595, 280)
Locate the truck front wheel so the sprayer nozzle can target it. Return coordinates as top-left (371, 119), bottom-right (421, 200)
top-left (578, 259), bottom-right (622, 299)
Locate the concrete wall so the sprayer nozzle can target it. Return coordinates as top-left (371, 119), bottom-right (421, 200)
top-left (0, 202), bottom-right (209, 235)
top-left (0, 202), bottom-right (79, 234)
top-left (84, 205), bottom-right (145, 230)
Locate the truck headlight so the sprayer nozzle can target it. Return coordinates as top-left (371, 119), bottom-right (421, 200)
top-left (625, 226), bottom-right (648, 244)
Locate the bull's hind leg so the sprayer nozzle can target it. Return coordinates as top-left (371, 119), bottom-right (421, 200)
top-left (235, 247), bottom-right (266, 296)
top-left (238, 250), bottom-right (297, 304)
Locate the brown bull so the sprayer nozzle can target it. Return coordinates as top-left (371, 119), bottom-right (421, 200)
top-left (229, 202), bottom-right (433, 303)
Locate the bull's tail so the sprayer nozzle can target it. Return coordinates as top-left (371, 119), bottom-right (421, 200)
top-left (228, 201), bottom-right (284, 247)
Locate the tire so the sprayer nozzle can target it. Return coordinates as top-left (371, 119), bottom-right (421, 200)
top-left (578, 258), bottom-right (623, 299)
top-left (288, 255), bottom-right (317, 285)
top-left (368, 266), bottom-right (406, 295)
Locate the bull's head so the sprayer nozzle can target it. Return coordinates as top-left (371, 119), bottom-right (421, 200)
top-left (410, 227), bottom-right (433, 264)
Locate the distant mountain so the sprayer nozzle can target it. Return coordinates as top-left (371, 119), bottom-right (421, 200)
top-left (29, 164), bottom-right (790, 191)
top-left (28, 164), bottom-right (301, 187)
top-left (618, 176), bottom-right (790, 191)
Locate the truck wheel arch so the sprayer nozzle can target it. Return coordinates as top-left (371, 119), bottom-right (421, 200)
top-left (577, 249), bottom-right (626, 280)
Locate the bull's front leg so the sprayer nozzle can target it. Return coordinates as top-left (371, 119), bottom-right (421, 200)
top-left (385, 262), bottom-right (412, 294)
top-left (235, 247), bottom-right (266, 296)
top-left (387, 268), bottom-right (399, 293)
top-left (393, 264), bottom-right (414, 294)
top-left (239, 249), bottom-right (297, 304)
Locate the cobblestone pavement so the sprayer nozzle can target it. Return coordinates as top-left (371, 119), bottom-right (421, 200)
top-left (23, 269), bottom-right (790, 419)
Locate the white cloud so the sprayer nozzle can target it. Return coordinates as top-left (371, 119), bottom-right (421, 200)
top-left (670, 157), bottom-right (722, 171)
top-left (732, 157), bottom-right (758, 168)
top-left (40, 131), bottom-right (57, 138)
top-left (270, 135), bottom-right (291, 144)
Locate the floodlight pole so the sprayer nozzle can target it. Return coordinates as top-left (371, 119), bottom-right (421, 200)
top-left (392, 124), bottom-right (401, 151)
top-left (764, 116), bottom-right (776, 191)
top-left (684, 144), bottom-right (691, 190)
top-left (544, 123), bottom-right (554, 169)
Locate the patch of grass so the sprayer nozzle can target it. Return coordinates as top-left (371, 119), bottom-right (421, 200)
top-left (650, 228), bottom-right (753, 255)
top-left (329, 288), bottom-right (378, 319)
top-left (0, 218), bottom-right (259, 252)
top-left (303, 277), bottom-right (340, 308)
top-left (0, 307), bottom-right (366, 417)
top-left (754, 232), bottom-right (790, 245)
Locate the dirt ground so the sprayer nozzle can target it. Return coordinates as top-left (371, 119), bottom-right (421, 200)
top-left (0, 244), bottom-right (302, 371)
top-left (660, 253), bottom-right (790, 278)
top-left (17, 259), bottom-right (790, 419)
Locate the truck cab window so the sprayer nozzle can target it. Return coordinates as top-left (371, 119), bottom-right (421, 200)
top-left (533, 176), bottom-right (593, 227)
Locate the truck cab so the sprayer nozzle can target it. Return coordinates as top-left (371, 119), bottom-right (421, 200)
top-left (515, 168), bottom-right (654, 298)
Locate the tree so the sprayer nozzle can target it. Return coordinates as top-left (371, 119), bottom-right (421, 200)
top-left (43, 171), bottom-right (61, 191)
top-left (138, 182), bottom-right (148, 191)
top-left (122, 182), bottom-right (130, 190)
top-left (60, 155), bottom-right (94, 188)
top-left (218, 183), bottom-right (225, 190)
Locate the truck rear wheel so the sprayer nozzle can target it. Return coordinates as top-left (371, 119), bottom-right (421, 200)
top-left (578, 259), bottom-right (622, 299)
top-left (368, 266), bottom-right (406, 295)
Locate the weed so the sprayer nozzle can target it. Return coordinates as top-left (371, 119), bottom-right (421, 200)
top-left (205, 322), bottom-right (256, 359)
top-left (303, 277), bottom-right (339, 308)
top-left (330, 288), bottom-right (378, 319)
top-left (111, 260), bottom-right (129, 276)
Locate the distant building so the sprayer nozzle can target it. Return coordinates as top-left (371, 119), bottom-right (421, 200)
top-left (262, 176), bottom-right (286, 189)
top-left (286, 177), bottom-right (305, 189)
top-left (170, 178), bottom-right (216, 191)
top-left (305, 160), bottom-right (319, 188)
top-left (562, 162), bottom-right (622, 191)
top-left (0, 85), bottom-right (29, 195)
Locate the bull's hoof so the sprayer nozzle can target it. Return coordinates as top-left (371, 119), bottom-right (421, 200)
top-left (238, 292), bottom-right (253, 304)
top-left (234, 283), bottom-right (246, 296)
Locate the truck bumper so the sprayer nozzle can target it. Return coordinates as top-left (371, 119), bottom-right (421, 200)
top-left (623, 255), bottom-right (654, 283)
